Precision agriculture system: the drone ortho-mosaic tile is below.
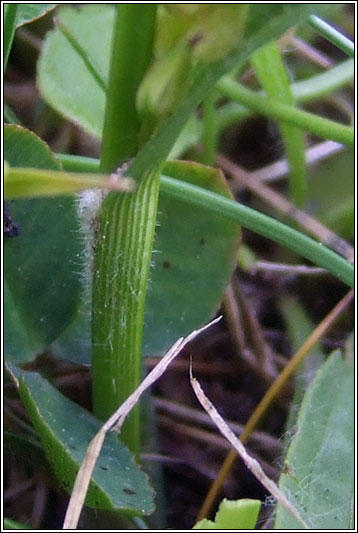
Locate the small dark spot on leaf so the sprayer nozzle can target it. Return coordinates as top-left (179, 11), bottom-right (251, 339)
top-left (199, 238), bottom-right (206, 246)
top-left (4, 203), bottom-right (20, 238)
top-left (100, 465), bottom-right (108, 470)
top-left (163, 261), bottom-right (171, 269)
top-left (188, 32), bottom-right (203, 47)
top-left (123, 487), bottom-right (136, 495)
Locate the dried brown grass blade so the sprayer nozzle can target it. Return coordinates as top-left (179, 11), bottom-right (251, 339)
top-left (63, 316), bottom-right (222, 529)
top-left (190, 365), bottom-right (310, 529)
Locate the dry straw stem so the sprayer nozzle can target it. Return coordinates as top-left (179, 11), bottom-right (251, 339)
top-left (197, 288), bottom-right (354, 521)
top-left (62, 316), bottom-right (222, 529)
top-left (190, 366), bottom-right (309, 529)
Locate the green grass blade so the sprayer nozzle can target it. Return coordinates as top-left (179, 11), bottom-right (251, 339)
top-left (292, 58), bottom-right (354, 103)
top-left (4, 165), bottom-right (134, 199)
top-left (160, 175), bottom-right (354, 288)
top-left (308, 14), bottom-right (354, 58)
top-left (201, 90), bottom-right (218, 166)
top-left (252, 41), bottom-right (307, 207)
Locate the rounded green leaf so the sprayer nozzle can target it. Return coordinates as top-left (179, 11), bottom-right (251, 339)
top-left (143, 160), bottom-right (240, 355)
top-left (4, 125), bottom-right (82, 363)
top-left (275, 351), bottom-right (354, 529)
top-left (193, 498), bottom-right (261, 529)
top-left (13, 4), bottom-right (56, 28)
top-left (7, 364), bottom-right (154, 515)
top-left (37, 5), bottom-right (115, 138)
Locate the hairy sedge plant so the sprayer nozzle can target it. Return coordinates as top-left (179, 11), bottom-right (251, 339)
top-left (4, 4), bottom-right (354, 530)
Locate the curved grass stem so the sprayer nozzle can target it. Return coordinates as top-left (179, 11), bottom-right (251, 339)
top-left (217, 78), bottom-right (354, 146)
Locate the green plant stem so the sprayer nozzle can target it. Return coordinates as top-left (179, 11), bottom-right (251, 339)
top-left (217, 58), bottom-right (354, 131)
top-left (159, 175), bottom-right (354, 288)
top-left (92, 170), bottom-right (160, 453)
top-left (293, 59), bottom-right (354, 103)
top-left (217, 78), bottom-right (354, 146)
top-left (56, 153), bottom-right (354, 289)
top-left (93, 5), bottom-right (158, 454)
top-left (100, 4), bottom-right (156, 170)
top-left (201, 90), bottom-right (218, 166)
top-left (3, 4), bottom-right (18, 73)
top-left (56, 153), bottom-right (100, 173)
top-left (308, 15), bottom-right (354, 58)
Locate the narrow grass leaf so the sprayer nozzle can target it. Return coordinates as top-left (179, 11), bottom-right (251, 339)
top-left (5, 164), bottom-right (134, 199)
top-left (252, 41), bottom-right (307, 206)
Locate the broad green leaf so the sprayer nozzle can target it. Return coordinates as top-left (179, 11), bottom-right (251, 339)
top-left (37, 5), bottom-right (114, 139)
top-left (14, 4), bottom-right (56, 28)
top-left (193, 518), bottom-right (216, 530)
top-left (6, 364), bottom-right (154, 515)
top-left (4, 4), bottom-right (18, 72)
top-left (279, 296), bottom-right (325, 447)
top-left (252, 41), bottom-right (307, 207)
top-left (37, 5), bottom-right (198, 160)
top-left (193, 499), bottom-right (261, 529)
top-left (143, 160), bottom-right (240, 355)
top-left (4, 125), bottom-right (82, 363)
top-left (275, 351), bottom-right (354, 529)
top-left (53, 160), bottom-right (239, 364)
top-left (37, 5), bottom-right (328, 148)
